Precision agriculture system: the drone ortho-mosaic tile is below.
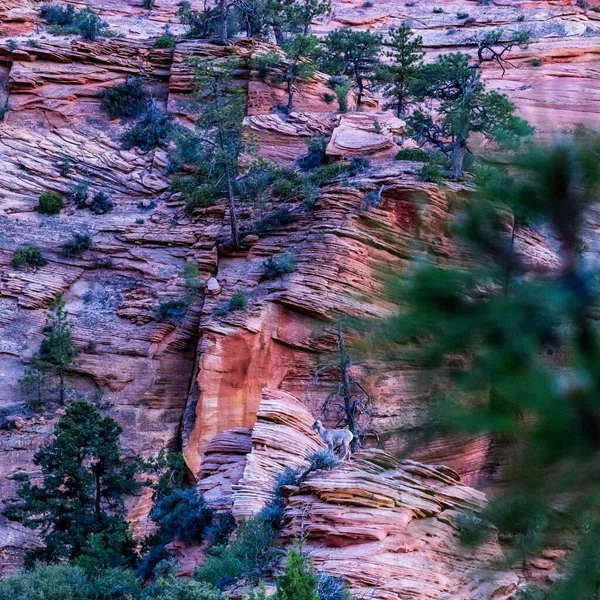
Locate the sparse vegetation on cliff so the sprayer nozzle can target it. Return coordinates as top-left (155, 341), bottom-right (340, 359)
top-left (37, 191), bottom-right (64, 215)
top-left (12, 245), bottom-right (47, 271)
top-left (40, 4), bottom-right (110, 40)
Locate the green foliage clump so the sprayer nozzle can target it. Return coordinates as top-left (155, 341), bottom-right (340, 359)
top-left (194, 516), bottom-right (279, 589)
top-left (273, 549), bottom-right (319, 600)
top-left (156, 299), bottom-right (187, 323)
top-left (37, 191), bottom-right (63, 214)
top-left (308, 449), bottom-right (339, 471)
top-left (40, 5), bottom-right (109, 40)
top-left (61, 233), bottom-right (91, 258)
top-left (154, 34), bottom-right (177, 48)
top-left (0, 565), bottom-right (142, 600)
top-left (4, 401), bottom-right (142, 567)
top-left (121, 105), bottom-right (174, 152)
top-left (90, 191), bottom-right (114, 214)
top-left (150, 488), bottom-right (214, 545)
top-left (308, 163), bottom-right (350, 186)
top-left (255, 207), bottom-right (294, 236)
top-left (172, 175), bottom-right (218, 212)
top-left (0, 564), bottom-right (227, 600)
top-left (263, 252), bottom-right (296, 279)
top-left (395, 148), bottom-right (430, 162)
top-left (102, 77), bottom-right (150, 120)
top-left (321, 28), bottom-right (382, 110)
top-left (419, 162), bottom-right (446, 183)
top-left (297, 137), bottom-right (328, 170)
top-left (12, 244), bottom-right (47, 270)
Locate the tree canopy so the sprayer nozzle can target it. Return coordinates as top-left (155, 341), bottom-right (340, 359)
top-left (5, 401), bottom-right (143, 568)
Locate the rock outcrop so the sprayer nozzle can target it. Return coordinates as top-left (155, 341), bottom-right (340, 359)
top-left (219, 388), bottom-right (519, 600)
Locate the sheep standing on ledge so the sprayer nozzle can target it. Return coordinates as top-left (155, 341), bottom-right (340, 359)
top-left (311, 419), bottom-right (353, 461)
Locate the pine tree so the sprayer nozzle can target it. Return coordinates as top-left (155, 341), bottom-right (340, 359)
top-left (38, 292), bottom-right (78, 405)
top-left (191, 57), bottom-right (246, 249)
top-left (274, 549), bottom-right (319, 600)
top-left (5, 401), bottom-right (143, 567)
top-left (368, 135), bottom-right (600, 598)
top-left (322, 28), bottom-right (382, 111)
top-left (380, 25), bottom-right (424, 118)
top-left (407, 31), bottom-right (532, 180)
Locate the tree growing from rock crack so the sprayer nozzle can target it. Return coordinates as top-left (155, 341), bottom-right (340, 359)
top-left (315, 323), bottom-right (374, 450)
top-left (5, 401), bottom-right (143, 568)
top-left (321, 28), bottom-right (382, 111)
top-left (191, 57), bottom-right (246, 250)
top-left (407, 30), bottom-right (533, 180)
top-left (24, 292), bottom-right (78, 406)
top-left (380, 24), bottom-right (424, 118)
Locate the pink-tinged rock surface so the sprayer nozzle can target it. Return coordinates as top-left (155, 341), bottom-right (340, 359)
top-left (227, 388), bottom-right (519, 600)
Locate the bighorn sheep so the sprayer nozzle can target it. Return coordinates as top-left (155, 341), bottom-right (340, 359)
top-left (311, 420), bottom-right (353, 461)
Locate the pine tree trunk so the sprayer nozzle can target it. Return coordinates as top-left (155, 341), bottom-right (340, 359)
top-left (59, 370), bottom-right (64, 405)
top-left (450, 141), bottom-right (467, 180)
top-left (226, 168), bottom-right (240, 250)
top-left (287, 79), bottom-right (294, 112)
top-left (273, 25), bottom-right (284, 45)
top-left (338, 324), bottom-right (358, 450)
top-left (219, 0), bottom-right (228, 43)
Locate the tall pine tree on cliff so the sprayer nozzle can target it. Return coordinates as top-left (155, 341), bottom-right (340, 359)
top-left (5, 401), bottom-right (143, 569)
top-left (407, 30), bottom-right (533, 179)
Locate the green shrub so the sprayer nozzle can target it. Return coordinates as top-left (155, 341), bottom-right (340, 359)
top-left (263, 253), bottom-right (296, 279)
top-left (433, 7), bottom-right (443, 13)
top-left (154, 34), bottom-right (176, 48)
top-left (0, 565), bottom-right (142, 600)
top-left (61, 233), bottom-right (91, 258)
top-left (173, 176), bottom-right (218, 212)
top-left (214, 292), bottom-right (248, 317)
top-left (70, 179), bottom-right (89, 208)
top-left (150, 579), bottom-right (226, 600)
top-left (349, 156), bottom-right (371, 174)
top-left (456, 12), bottom-right (469, 19)
top-left (308, 449), bottom-right (339, 471)
top-left (297, 137), bottom-right (328, 170)
top-left (37, 191), bottom-right (63, 214)
top-left (323, 92), bottom-right (336, 104)
top-left (121, 105), bottom-right (174, 151)
top-left (150, 489), bottom-right (214, 545)
top-left (308, 163), bottom-right (350, 186)
top-left (102, 77), bottom-right (149, 120)
top-left (255, 208), bottom-right (294, 236)
top-left (395, 148), bottom-right (430, 162)
top-left (529, 58), bottom-right (543, 67)
top-left (194, 517), bottom-right (279, 589)
top-left (156, 299), bottom-right (187, 323)
top-left (90, 191), bottom-right (113, 214)
top-left (40, 5), bottom-right (76, 26)
top-left (41, 5), bottom-right (109, 40)
top-left (12, 245), bottom-right (47, 270)
top-left (420, 162), bottom-right (446, 183)
top-left (273, 549), bottom-right (319, 600)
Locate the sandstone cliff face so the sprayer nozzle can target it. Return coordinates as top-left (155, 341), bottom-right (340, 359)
top-left (197, 388), bottom-right (518, 600)
top-left (0, 0), bottom-right (595, 587)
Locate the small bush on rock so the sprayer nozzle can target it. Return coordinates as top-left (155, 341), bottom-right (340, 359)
top-left (150, 488), bottom-right (214, 545)
top-left (263, 253), bottom-right (296, 279)
top-left (121, 105), bottom-right (174, 151)
top-left (154, 34), bottom-right (176, 48)
top-left (12, 245), bottom-right (47, 270)
top-left (308, 449), bottom-right (339, 471)
top-left (90, 191), bottom-right (113, 214)
top-left (41, 5), bottom-right (109, 40)
top-left (102, 77), bottom-right (150, 120)
top-left (61, 233), bottom-right (91, 258)
top-left (37, 191), bottom-right (63, 214)
top-left (156, 299), bottom-right (187, 323)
